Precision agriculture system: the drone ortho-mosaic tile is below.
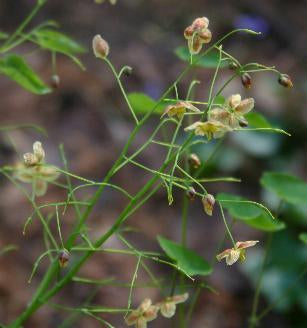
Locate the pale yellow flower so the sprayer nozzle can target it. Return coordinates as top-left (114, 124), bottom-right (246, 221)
top-left (157, 293), bottom-right (189, 318)
top-left (15, 141), bottom-right (59, 197)
top-left (162, 101), bottom-right (200, 119)
top-left (184, 17), bottom-right (212, 54)
top-left (216, 240), bottom-right (259, 265)
top-left (209, 94), bottom-right (254, 128)
top-left (184, 120), bottom-right (231, 140)
top-left (125, 299), bottom-right (159, 328)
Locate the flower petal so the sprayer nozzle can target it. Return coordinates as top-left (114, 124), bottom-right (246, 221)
top-left (235, 98), bottom-right (255, 115)
top-left (226, 249), bottom-right (241, 265)
top-left (235, 240), bottom-right (259, 249)
top-left (226, 94), bottom-right (241, 109)
top-left (160, 302), bottom-right (176, 318)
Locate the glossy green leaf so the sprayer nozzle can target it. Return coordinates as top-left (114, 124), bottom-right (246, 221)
top-left (157, 235), bottom-right (212, 276)
top-left (261, 172), bottom-right (307, 205)
top-left (245, 112), bottom-right (271, 128)
top-left (33, 29), bottom-right (85, 55)
top-left (128, 92), bottom-right (168, 115)
top-left (217, 193), bottom-right (283, 231)
top-left (175, 46), bottom-right (230, 68)
top-left (0, 54), bottom-right (51, 94)
top-left (299, 233), bottom-right (307, 244)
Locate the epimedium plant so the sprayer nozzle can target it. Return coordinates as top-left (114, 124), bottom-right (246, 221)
top-left (0, 2), bottom-right (306, 328)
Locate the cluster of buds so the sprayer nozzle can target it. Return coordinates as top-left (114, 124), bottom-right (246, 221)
top-left (15, 141), bottom-right (59, 197)
top-left (92, 34), bottom-right (110, 59)
top-left (216, 240), bottom-right (259, 265)
top-left (184, 17), bottom-right (212, 55)
top-left (162, 101), bottom-right (200, 120)
top-left (125, 293), bottom-right (188, 327)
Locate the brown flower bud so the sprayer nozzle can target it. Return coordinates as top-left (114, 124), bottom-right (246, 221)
top-left (123, 66), bottom-right (133, 76)
top-left (59, 249), bottom-right (70, 268)
top-left (278, 74), bottom-right (293, 88)
top-left (50, 74), bottom-right (60, 89)
top-left (92, 34), bottom-right (109, 59)
top-left (188, 153), bottom-right (201, 169)
top-left (241, 73), bottom-right (252, 89)
top-left (228, 61), bottom-right (238, 70)
top-left (202, 194), bottom-right (215, 216)
top-left (186, 187), bottom-right (196, 200)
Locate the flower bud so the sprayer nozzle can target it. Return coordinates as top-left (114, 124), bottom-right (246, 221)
top-left (33, 141), bottom-right (45, 163)
top-left (188, 153), bottom-right (201, 169)
top-left (186, 187), bottom-right (196, 200)
top-left (241, 73), bottom-right (252, 89)
top-left (202, 194), bottom-right (215, 216)
top-left (50, 74), bottom-right (60, 89)
top-left (123, 66), bottom-right (133, 76)
top-left (92, 34), bottom-right (109, 59)
top-left (278, 74), bottom-right (293, 88)
top-left (228, 61), bottom-right (238, 70)
top-left (59, 249), bottom-right (70, 268)
top-left (23, 153), bottom-right (38, 167)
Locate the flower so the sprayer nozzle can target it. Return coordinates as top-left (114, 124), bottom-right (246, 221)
top-left (92, 34), bottom-right (109, 59)
top-left (184, 120), bottom-right (230, 140)
top-left (209, 94), bottom-right (254, 129)
top-left (202, 194), bottom-right (215, 216)
top-left (162, 101), bottom-right (200, 119)
top-left (15, 141), bottom-right (59, 197)
top-left (216, 240), bottom-right (259, 265)
top-left (125, 299), bottom-right (159, 328)
top-left (184, 17), bottom-right (212, 54)
top-left (157, 293), bottom-right (189, 318)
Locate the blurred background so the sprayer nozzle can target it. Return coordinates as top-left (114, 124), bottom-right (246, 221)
top-left (0, 0), bottom-right (306, 327)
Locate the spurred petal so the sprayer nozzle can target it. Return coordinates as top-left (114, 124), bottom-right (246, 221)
top-left (216, 248), bottom-right (232, 261)
top-left (235, 240), bottom-right (259, 250)
top-left (188, 36), bottom-right (202, 55)
top-left (235, 98), bottom-right (255, 115)
top-left (191, 17), bottom-right (209, 31)
top-left (226, 94), bottom-right (241, 109)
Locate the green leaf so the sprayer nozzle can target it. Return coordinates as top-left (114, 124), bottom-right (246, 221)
top-left (261, 172), bottom-right (307, 205)
top-left (33, 28), bottom-right (85, 69)
top-left (175, 46), bottom-right (230, 68)
top-left (157, 235), bottom-right (212, 276)
top-left (245, 112), bottom-right (271, 128)
top-left (217, 193), bottom-right (283, 232)
top-left (0, 54), bottom-right (51, 94)
top-left (33, 29), bottom-right (85, 55)
top-left (299, 233), bottom-right (307, 244)
top-left (243, 214), bottom-right (285, 232)
top-left (128, 92), bottom-right (168, 115)
top-left (217, 193), bottom-right (262, 219)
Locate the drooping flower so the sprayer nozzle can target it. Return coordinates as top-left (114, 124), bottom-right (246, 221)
top-left (157, 293), bottom-right (189, 318)
top-left (209, 94), bottom-right (254, 129)
top-left (278, 74), bottom-right (293, 88)
top-left (162, 101), bottom-right (200, 119)
top-left (184, 120), bottom-right (231, 140)
top-left (202, 194), bottom-right (215, 216)
top-left (15, 141), bottom-right (59, 197)
top-left (125, 299), bottom-right (159, 328)
top-left (216, 240), bottom-right (259, 265)
top-left (184, 17), bottom-right (212, 54)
